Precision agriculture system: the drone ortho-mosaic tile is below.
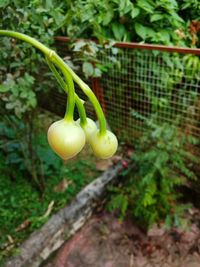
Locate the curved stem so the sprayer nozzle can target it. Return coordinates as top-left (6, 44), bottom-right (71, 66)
top-left (0, 30), bottom-right (50, 54)
top-left (51, 55), bottom-right (75, 121)
top-left (46, 56), bottom-right (68, 93)
top-left (51, 54), bottom-right (107, 134)
top-left (46, 57), bottom-right (87, 125)
top-left (0, 30), bottom-right (106, 134)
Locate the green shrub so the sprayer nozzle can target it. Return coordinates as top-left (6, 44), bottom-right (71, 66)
top-left (108, 119), bottom-right (198, 228)
top-left (64, 0), bottom-right (200, 47)
top-left (0, 1), bottom-right (66, 188)
top-left (0, 113), bottom-right (63, 191)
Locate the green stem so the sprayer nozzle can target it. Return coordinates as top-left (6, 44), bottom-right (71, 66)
top-left (47, 52), bottom-right (75, 122)
top-left (0, 30), bottom-right (50, 54)
top-left (46, 57), bottom-right (87, 125)
top-left (0, 30), bottom-right (106, 134)
top-left (51, 55), bottom-right (107, 134)
top-left (60, 64), bottom-right (75, 122)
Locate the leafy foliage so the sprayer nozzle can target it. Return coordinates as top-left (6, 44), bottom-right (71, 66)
top-left (108, 120), bottom-right (198, 228)
top-left (0, 1), bottom-right (67, 188)
top-left (67, 39), bottom-right (119, 79)
top-left (0, 0), bottom-right (65, 109)
top-left (0, 113), bottom-right (64, 191)
top-left (0, 73), bottom-right (36, 117)
top-left (64, 0), bottom-right (200, 47)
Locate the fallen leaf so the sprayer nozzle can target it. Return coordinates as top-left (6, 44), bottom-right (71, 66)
top-left (53, 179), bottom-right (72, 193)
top-left (15, 219), bottom-right (30, 232)
top-left (96, 159), bottom-right (113, 171)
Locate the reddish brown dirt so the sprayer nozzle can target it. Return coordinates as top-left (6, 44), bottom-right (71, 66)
top-left (44, 211), bottom-right (200, 267)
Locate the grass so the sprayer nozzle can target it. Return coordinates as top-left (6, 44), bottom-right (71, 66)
top-left (0, 143), bottom-right (99, 264)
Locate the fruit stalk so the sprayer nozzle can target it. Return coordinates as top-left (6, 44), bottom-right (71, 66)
top-left (45, 57), bottom-right (87, 125)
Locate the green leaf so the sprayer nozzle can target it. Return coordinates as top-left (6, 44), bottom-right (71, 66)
top-left (170, 12), bottom-right (184, 23)
top-left (20, 91), bottom-right (28, 98)
top-left (93, 68), bottom-right (102, 77)
top-left (165, 215), bottom-right (172, 228)
top-left (112, 23), bottom-right (126, 41)
top-left (0, 84), bottom-right (9, 92)
top-left (134, 23), bottom-right (147, 39)
top-left (5, 102), bottom-right (15, 110)
top-left (102, 8), bottom-right (113, 25)
top-left (45, 0), bottom-right (53, 9)
top-left (160, 30), bottom-right (170, 43)
top-left (72, 40), bottom-right (86, 52)
top-left (119, 0), bottom-right (133, 15)
top-left (82, 62), bottom-right (94, 77)
top-left (181, 2), bottom-right (191, 10)
top-left (29, 98), bottom-right (37, 108)
top-left (150, 14), bottom-right (163, 22)
top-left (131, 7), bottom-right (140, 18)
top-left (137, 0), bottom-right (155, 13)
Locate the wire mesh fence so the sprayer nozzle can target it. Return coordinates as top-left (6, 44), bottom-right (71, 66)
top-left (99, 47), bottom-right (200, 142)
top-left (54, 38), bottom-right (200, 143)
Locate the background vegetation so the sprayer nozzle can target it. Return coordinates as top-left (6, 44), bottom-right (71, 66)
top-left (65, 0), bottom-right (200, 46)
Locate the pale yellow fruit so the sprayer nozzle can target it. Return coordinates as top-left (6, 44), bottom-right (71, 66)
top-left (76, 118), bottom-right (97, 142)
top-left (90, 130), bottom-right (118, 159)
top-left (47, 119), bottom-right (86, 160)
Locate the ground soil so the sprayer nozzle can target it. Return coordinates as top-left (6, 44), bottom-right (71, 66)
top-left (43, 209), bottom-right (200, 267)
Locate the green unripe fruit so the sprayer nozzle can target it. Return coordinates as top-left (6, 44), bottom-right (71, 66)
top-left (90, 130), bottom-right (118, 159)
top-left (77, 118), bottom-right (97, 142)
top-left (48, 119), bottom-right (86, 160)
